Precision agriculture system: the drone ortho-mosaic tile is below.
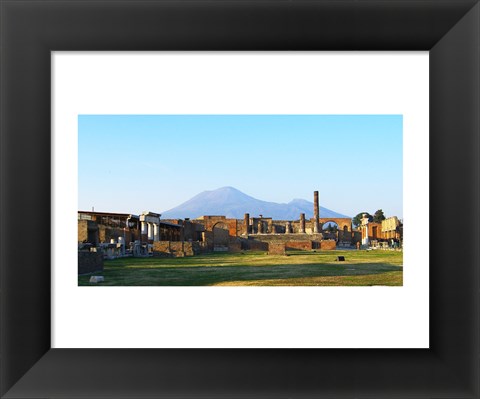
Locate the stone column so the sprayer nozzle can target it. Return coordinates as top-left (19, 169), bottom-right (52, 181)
top-left (141, 221), bottom-right (148, 235)
top-left (362, 224), bottom-right (369, 245)
top-left (118, 236), bottom-right (125, 256)
top-left (147, 223), bottom-right (153, 240)
top-left (244, 213), bottom-right (250, 235)
top-left (313, 191), bottom-right (320, 233)
top-left (299, 213), bottom-right (305, 233)
top-left (285, 221), bottom-right (291, 234)
top-left (258, 221), bottom-right (263, 234)
top-left (153, 223), bottom-right (159, 241)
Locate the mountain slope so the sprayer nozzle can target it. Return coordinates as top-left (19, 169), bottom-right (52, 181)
top-left (161, 187), bottom-right (349, 220)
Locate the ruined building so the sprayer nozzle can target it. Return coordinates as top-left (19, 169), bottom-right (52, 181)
top-left (78, 191), bottom-right (402, 265)
top-left (360, 215), bottom-right (403, 246)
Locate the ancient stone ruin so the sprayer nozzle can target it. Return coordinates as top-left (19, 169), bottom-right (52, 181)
top-left (78, 191), bottom-right (402, 273)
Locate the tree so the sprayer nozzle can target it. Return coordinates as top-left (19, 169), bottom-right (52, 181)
top-left (373, 209), bottom-right (386, 223)
top-left (327, 223), bottom-right (337, 233)
top-left (352, 212), bottom-right (372, 228)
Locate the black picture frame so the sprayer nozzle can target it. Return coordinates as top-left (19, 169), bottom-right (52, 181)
top-left (1, 0), bottom-right (479, 398)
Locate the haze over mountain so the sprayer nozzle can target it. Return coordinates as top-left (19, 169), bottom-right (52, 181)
top-left (161, 187), bottom-right (350, 220)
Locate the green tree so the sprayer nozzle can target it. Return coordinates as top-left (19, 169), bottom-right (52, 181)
top-left (352, 212), bottom-right (372, 228)
top-left (373, 209), bottom-right (386, 223)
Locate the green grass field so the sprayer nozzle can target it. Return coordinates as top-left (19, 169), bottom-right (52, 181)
top-left (78, 250), bottom-right (403, 286)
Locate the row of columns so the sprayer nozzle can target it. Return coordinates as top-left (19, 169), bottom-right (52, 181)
top-left (243, 190), bottom-right (319, 235)
top-left (243, 212), bottom-right (311, 235)
top-left (141, 221), bottom-right (160, 241)
top-left (139, 212), bottom-right (162, 242)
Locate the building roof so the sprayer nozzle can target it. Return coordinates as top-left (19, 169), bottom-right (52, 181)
top-left (159, 221), bottom-right (183, 228)
top-left (78, 211), bottom-right (139, 218)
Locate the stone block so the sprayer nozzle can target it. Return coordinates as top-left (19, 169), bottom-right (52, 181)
top-left (78, 251), bottom-right (104, 275)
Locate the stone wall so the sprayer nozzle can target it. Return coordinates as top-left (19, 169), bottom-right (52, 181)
top-left (249, 233), bottom-right (324, 242)
top-left (268, 242), bottom-right (286, 255)
top-left (78, 220), bottom-right (89, 242)
top-left (368, 222), bottom-right (384, 240)
top-left (337, 230), bottom-right (352, 242)
top-left (285, 241), bottom-right (313, 251)
top-left (269, 220), bottom-right (306, 234)
top-left (98, 226), bottom-right (140, 244)
top-left (78, 220), bottom-right (100, 245)
top-left (170, 242), bottom-right (186, 257)
top-left (192, 241), bottom-right (208, 254)
top-left (184, 242), bottom-right (194, 256)
top-left (351, 231), bottom-right (362, 245)
top-left (184, 220), bottom-right (203, 241)
top-left (78, 251), bottom-right (103, 275)
top-left (228, 240), bottom-right (242, 252)
top-left (320, 240), bottom-right (336, 250)
top-left (245, 240), bottom-right (269, 251)
top-left (202, 216), bottom-right (238, 237)
top-left (237, 220), bottom-right (246, 236)
top-left (152, 241), bottom-right (196, 257)
top-left (153, 241), bottom-right (170, 255)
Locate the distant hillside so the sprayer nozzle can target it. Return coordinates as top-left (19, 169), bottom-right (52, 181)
top-left (161, 187), bottom-right (350, 220)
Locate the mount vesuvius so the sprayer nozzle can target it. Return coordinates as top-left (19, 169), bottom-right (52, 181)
top-left (161, 187), bottom-right (349, 220)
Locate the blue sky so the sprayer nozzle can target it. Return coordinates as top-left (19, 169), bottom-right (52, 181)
top-left (78, 115), bottom-right (403, 218)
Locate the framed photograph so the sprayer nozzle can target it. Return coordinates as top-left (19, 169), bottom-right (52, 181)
top-left (54, 52), bottom-right (426, 350)
top-left (1, 1), bottom-right (479, 398)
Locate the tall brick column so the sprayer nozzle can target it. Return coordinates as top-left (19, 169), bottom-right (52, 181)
top-left (313, 191), bottom-right (320, 233)
top-left (299, 213), bottom-right (305, 233)
top-left (244, 213), bottom-right (250, 235)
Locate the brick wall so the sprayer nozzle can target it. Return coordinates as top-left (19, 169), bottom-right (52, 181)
top-left (246, 240), bottom-right (269, 251)
top-left (183, 220), bottom-right (199, 241)
top-left (202, 216), bottom-right (238, 237)
top-left (237, 221), bottom-right (245, 236)
top-left (249, 233), bottom-right (324, 242)
top-left (99, 227), bottom-right (130, 243)
top-left (203, 231), bottom-right (214, 250)
top-left (320, 240), bottom-right (336, 250)
top-left (268, 242), bottom-right (286, 255)
top-left (192, 241), bottom-right (208, 254)
top-left (318, 218), bottom-right (352, 232)
top-left (153, 241), bottom-right (195, 257)
top-left (285, 241), bottom-right (313, 251)
top-left (78, 251), bottom-right (103, 275)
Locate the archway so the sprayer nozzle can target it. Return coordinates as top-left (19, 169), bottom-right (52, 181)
top-left (212, 222), bottom-right (230, 251)
top-left (321, 221), bottom-right (338, 240)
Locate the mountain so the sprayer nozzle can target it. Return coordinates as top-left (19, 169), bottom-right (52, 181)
top-left (161, 187), bottom-right (350, 220)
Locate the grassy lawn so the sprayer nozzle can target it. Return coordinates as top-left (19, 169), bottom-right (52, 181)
top-left (79, 250), bottom-right (403, 286)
